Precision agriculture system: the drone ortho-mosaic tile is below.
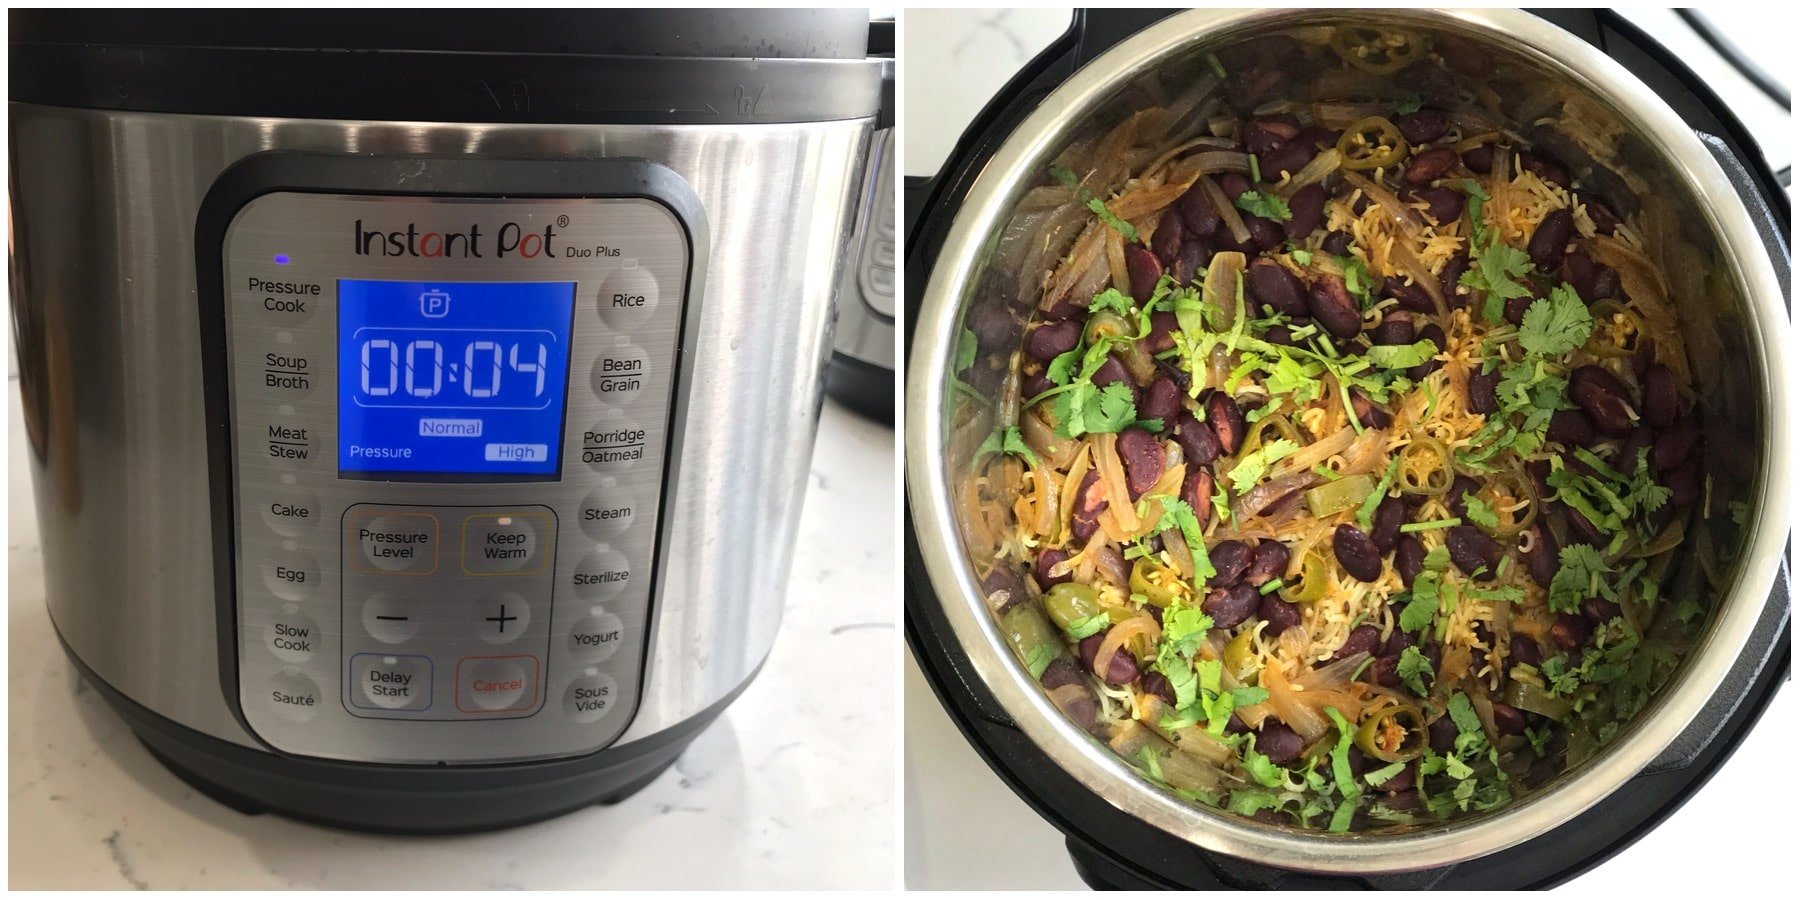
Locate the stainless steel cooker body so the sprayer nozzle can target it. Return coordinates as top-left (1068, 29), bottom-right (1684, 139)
top-left (11, 105), bottom-right (870, 762)
top-left (907, 8), bottom-right (1789, 874)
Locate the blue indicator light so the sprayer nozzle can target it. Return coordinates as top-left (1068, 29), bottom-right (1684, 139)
top-left (273, 254), bottom-right (291, 265)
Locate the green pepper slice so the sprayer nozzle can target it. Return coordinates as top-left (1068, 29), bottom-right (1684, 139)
top-left (1129, 557), bottom-right (1181, 609)
top-left (1355, 702), bottom-right (1427, 763)
top-left (1304, 474), bottom-right (1378, 518)
top-left (1503, 680), bottom-right (1574, 721)
top-left (1044, 582), bottom-right (1104, 631)
top-left (1336, 116), bottom-right (1409, 171)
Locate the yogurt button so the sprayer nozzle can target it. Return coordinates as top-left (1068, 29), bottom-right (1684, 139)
top-left (567, 609), bottom-right (626, 664)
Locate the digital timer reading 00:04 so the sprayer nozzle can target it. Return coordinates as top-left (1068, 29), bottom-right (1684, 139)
top-left (356, 336), bottom-right (551, 404)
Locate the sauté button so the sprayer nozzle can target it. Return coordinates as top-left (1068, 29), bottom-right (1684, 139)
top-left (361, 591), bottom-right (421, 644)
top-left (461, 513), bottom-right (542, 574)
top-left (571, 547), bottom-right (631, 602)
top-left (595, 263), bottom-right (659, 326)
top-left (267, 670), bottom-right (322, 722)
top-left (352, 512), bottom-right (438, 574)
top-left (563, 673), bottom-right (620, 724)
top-left (264, 606), bottom-right (319, 663)
top-left (351, 653), bottom-right (432, 711)
top-left (457, 656), bottom-right (538, 713)
top-left (567, 609), bottom-right (626, 664)
top-left (578, 480), bottom-right (638, 540)
top-left (590, 337), bottom-right (650, 407)
top-left (261, 492), bottom-right (320, 536)
top-left (261, 549), bottom-right (319, 602)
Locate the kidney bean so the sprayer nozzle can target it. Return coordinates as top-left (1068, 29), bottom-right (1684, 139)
top-left (1436, 33), bottom-right (1492, 75)
top-left (1264, 324), bottom-right (1298, 346)
top-left (1583, 596), bottom-right (1622, 624)
top-left (1550, 613), bottom-right (1593, 652)
top-left (1116, 428), bottom-right (1165, 498)
top-left (1362, 496), bottom-right (1404, 555)
top-left (1520, 152), bottom-right (1570, 189)
top-left (1383, 626), bottom-right (1415, 657)
top-left (981, 566), bottom-right (1030, 612)
top-left (1394, 107), bottom-right (1450, 145)
top-left (1375, 762), bottom-right (1419, 795)
top-left (1510, 634), bottom-right (1544, 670)
top-left (1032, 549), bottom-right (1071, 591)
top-left (1447, 525), bottom-right (1502, 579)
top-left (1204, 583), bottom-right (1260, 629)
top-left (1411, 186), bottom-right (1466, 225)
top-left (1025, 319), bottom-right (1081, 361)
top-left (1580, 191), bottom-right (1622, 235)
top-left (1071, 470), bottom-right (1107, 543)
top-left (1091, 354), bottom-right (1131, 390)
top-left (1138, 669), bottom-right (1177, 705)
top-left (1321, 229), bottom-right (1354, 256)
top-left (1546, 409), bottom-right (1596, 447)
top-left (1569, 365), bottom-right (1637, 437)
top-left (1445, 474), bottom-right (1479, 520)
top-left (1333, 623), bottom-right (1382, 662)
top-left (1297, 124), bottom-right (1339, 152)
top-left (1125, 245), bottom-right (1164, 303)
top-left (1631, 339), bottom-right (1658, 383)
top-left (1207, 392), bottom-right (1248, 454)
top-left (1245, 214), bottom-right (1286, 252)
top-left (1178, 185), bottom-right (1221, 240)
top-left (1461, 143), bottom-right (1495, 174)
top-left (1666, 455), bottom-right (1703, 507)
top-left (1022, 372), bottom-right (1054, 400)
top-left (1370, 310), bottom-right (1416, 347)
top-left (1403, 146), bottom-right (1458, 186)
top-left (1259, 141), bottom-right (1314, 182)
top-left (1245, 540), bottom-right (1291, 587)
top-left (1467, 368), bottom-right (1501, 415)
top-left (1172, 238), bottom-right (1208, 286)
top-left (1219, 172), bottom-right (1252, 201)
top-left (1246, 258), bottom-right (1309, 317)
top-left (1529, 208), bottom-right (1574, 272)
top-left (1039, 656), bottom-right (1085, 692)
top-left (1208, 539), bottom-right (1253, 587)
top-left (1133, 378), bottom-right (1179, 431)
top-left (1612, 425), bottom-right (1653, 475)
top-left (1244, 118), bottom-right (1298, 155)
top-left (1522, 523), bottom-right (1559, 588)
top-left (1653, 414), bottom-right (1701, 472)
top-left (1394, 534), bottom-right (1427, 589)
top-left (1365, 654), bottom-right (1402, 689)
top-left (1078, 631), bottom-right (1140, 685)
top-left (1138, 313), bottom-right (1179, 358)
top-left (1409, 324), bottom-right (1447, 380)
top-left (1428, 715), bottom-right (1459, 753)
top-left (1560, 251), bottom-right (1600, 304)
top-left (1333, 524), bottom-right (1384, 582)
top-left (1174, 410), bottom-right (1222, 465)
top-left (1379, 275), bottom-right (1432, 315)
top-left (1491, 703), bottom-right (1528, 736)
top-left (1256, 722), bottom-right (1305, 765)
top-left (1308, 273), bottom-right (1363, 339)
top-left (1350, 388), bottom-right (1393, 430)
top-left (1400, 60), bottom-right (1458, 108)
top-left (1440, 251), bottom-right (1472, 309)
top-left (1284, 183), bottom-right (1327, 239)
top-left (1642, 364), bottom-right (1679, 430)
top-left (1151, 208), bottom-right (1187, 264)
top-left (1181, 468), bottom-right (1215, 526)
top-left (1258, 592), bottom-right (1302, 637)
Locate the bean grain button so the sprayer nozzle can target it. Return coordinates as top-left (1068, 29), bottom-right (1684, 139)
top-left (355, 513), bottom-right (437, 573)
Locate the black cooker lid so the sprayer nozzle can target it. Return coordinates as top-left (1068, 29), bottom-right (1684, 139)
top-left (8, 9), bottom-right (881, 125)
top-left (904, 8), bottom-right (1790, 890)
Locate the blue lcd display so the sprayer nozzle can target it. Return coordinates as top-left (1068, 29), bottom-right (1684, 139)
top-left (337, 279), bottom-right (576, 478)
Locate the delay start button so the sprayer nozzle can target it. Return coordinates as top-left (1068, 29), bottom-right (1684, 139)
top-left (350, 653), bottom-right (432, 711)
top-left (595, 263), bottom-right (659, 326)
top-left (351, 512), bottom-right (439, 574)
top-left (457, 655), bottom-right (539, 713)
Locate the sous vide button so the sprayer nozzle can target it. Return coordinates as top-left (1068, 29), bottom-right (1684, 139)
top-left (563, 672), bottom-right (619, 724)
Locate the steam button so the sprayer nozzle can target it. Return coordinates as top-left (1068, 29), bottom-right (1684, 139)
top-left (578, 480), bottom-right (638, 540)
top-left (596, 263), bottom-right (658, 326)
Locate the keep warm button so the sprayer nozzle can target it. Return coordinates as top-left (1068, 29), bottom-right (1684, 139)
top-left (351, 653), bottom-right (432, 711)
top-left (457, 655), bottom-right (539, 713)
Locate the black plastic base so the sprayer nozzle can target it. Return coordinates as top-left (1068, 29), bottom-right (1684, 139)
top-left (825, 351), bottom-right (895, 424)
top-left (70, 647), bottom-right (757, 835)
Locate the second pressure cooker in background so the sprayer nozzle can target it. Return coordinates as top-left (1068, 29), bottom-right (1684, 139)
top-left (10, 9), bottom-right (882, 833)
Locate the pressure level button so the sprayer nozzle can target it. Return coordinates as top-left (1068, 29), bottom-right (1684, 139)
top-left (351, 512), bottom-right (439, 574)
top-left (595, 263), bottom-right (658, 326)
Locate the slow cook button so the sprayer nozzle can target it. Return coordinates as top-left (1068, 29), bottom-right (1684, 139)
top-left (352, 512), bottom-right (439, 574)
top-left (563, 673), bottom-right (619, 724)
top-left (571, 547), bottom-right (631, 602)
top-left (268, 670), bottom-right (322, 722)
top-left (261, 549), bottom-right (319, 601)
top-left (595, 263), bottom-right (659, 326)
top-left (579, 480), bottom-right (638, 540)
top-left (260, 493), bottom-right (320, 536)
top-left (457, 655), bottom-right (539, 713)
top-left (568, 609), bottom-right (625, 664)
top-left (590, 338), bottom-right (649, 406)
top-left (351, 653), bottom-right (432, 711)
top-left (461, 513), bottom-right (542, 574)
top-left (264, 606), bottom-right (319, 663)
top-left (582, 412), bottom-right (647, 471)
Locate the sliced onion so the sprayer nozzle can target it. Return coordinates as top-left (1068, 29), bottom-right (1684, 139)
top-left (1339, 170), bottom-right (1450, 317)
top-left (1196, 173), bottom-right (1252, 245)
top-left (1094, 614), bottom-right (1160, 684)
top-left (1312, 101), bottom-right (1391, 130)
top-left (1274, 426), bottom-right (1355, 476)
top-left (1295, 651), bottom-right (1371, 691)
top-left (1095, 543), bottom-right (1131, 588)
top-left (1275, 148), bottom-right (1343, 199)
top-left (1259, 661), bottom-right (1331, 742)
top-left (1184, 149), bottom-right (1253, 176)
top-left (1094, 433), bottom-right (1141, 532)
top-left (1233, 471), bottom-right (1325, 522)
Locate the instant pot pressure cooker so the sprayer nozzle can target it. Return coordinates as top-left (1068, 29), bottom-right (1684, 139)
top-left (905, 8), bottom-right (1790, 888)
top-left (826, 18), bottom-right (898, 423)
top-left (10, 9), bottom-right (880, 832)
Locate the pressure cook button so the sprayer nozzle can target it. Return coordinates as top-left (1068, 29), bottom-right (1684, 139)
top-left (596, 263), bottom-right (658, 325)
top-left (264, 606), bottom-right (319, 663)
top-left (461, 513), bottom-right (543, 574)
top-left (579, 480), bottom-right (638, 540)
top-left (471, 591), bottom-right (532, 644)
top-left (267, 671), bottom-right (322, 722)
top-left (563, 673), bottom-right (619, 724)
top-left (261, 493), bottom-right (320, 536)
top-left (261, 549), bottom-right (320, 601)
top-left (568, 609), bottom-right (625, 664)
top-left (352, 512), bottom-right (439, 574)
top-left (457, 655), bottom-right (538, 713)
top-left (590, 338), bottom-right (650, 406)
top-left (361, 591), bottom-right (421, 644)
top-left (351, 653), bottom-right (432, 711)
top-left (571, 547), bottom-right (632, 602)
top-left (582, 412), bottom-right (647, 471)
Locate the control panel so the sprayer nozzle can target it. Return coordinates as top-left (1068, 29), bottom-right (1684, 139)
top-left (219, 177), bottom-right (694, 764)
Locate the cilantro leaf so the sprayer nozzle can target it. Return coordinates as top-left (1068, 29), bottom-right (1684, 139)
top-left (1462, 179), bottom-right (1491, 248)
top-left (1065, 612), bottom-right (1110, 641)
top-left (1049, 162), bottom-right (1140, 243)
top-left (1153, 606), bottom-right (1214, 711)
top-left (1548, 543), bottom-right (1611, 613)
top-left (1397, 546), bottom-right (1451, 632)
top-left (1337, 255), bottom-right (1375, 307)
top-left (1045, 348), bottom-right (1082, 386)
top-left (1364, 759), bottom-right (1409, 788)
top-left (1324, 707), bottom-right (1363, 800)
top-left (1236, 190), bottom-right (1292, 222)
top-left (1397, 645), bottom-right (1435, 696)
top-left (1291, 248), bottom-right (1313, 265)
top-left (1231, 686), bottom-right (1271, 707)
top-left (1518, 284), bottom-right (1594, 357)
top-left (1088, 287), bottom-right (1135, 317)
top-left (1022, 643), bottom-right (1056, 679)
top-left (1462, 240), bottom-right (1534, 323)
top-left (1356, 454), bottom-right (1402, 531)
top-left (974, 426), bottom-right (1041, 469)
top-left (1447, 691), bottom-right (1483, 737)
top-left (1228, 437), bottom-right (1299, 493)
top-left (1151, 498), bottom-right (1217, 582)
top-left (1364, 339), bottom-right (1440, 371)
top-left (1463, 494), bottom-right (1500, 530)
top-left (1395, 91), bottom-right (1423, 115)
top-left (1242, 740), bottom-right (1288, 788)
top-left (955, 327), bottom-right (978, 372)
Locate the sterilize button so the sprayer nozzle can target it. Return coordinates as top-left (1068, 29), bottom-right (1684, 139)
top-left (262, 548), bottom-right (319, 601)
top-left (595, 262), bottom-right (659, 326)
top-left (471, 591), bottom-right (533, 645)
top-left (261, 492), bottom-right (320, 536)
top-left (457, 655), bottom-right (539, 713)
top-left (591, 337), bottom-right (650, 406)
top-left (563, 673), bottom-right (619, 724)
top-left (264, 606), bottom-right (319, 663)
top-left (582, 410), bottom-right (647, 471)
top-left (568, 609), bottom-right (626, 664)
top-left (361, 591), bottom-right (421, 644)
top-left (571, 547), bottom-right (631, 602)
top-left (461, 512), bottom-right (542, 574)
top-left (579, 479), bottom-right (637, 540)
top-left (267, 670), bottom-right (322, 722)
top-left (351, 653), bottom-right (432, 711)
top-left (352, 512), bottom-right (439, 574)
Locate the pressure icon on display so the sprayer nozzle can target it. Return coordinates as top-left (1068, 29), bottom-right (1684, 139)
top-left (420, 289), bottom-right (451, 318)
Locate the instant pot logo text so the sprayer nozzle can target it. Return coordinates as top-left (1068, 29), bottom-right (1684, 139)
top-left (352, 219), bottom-right (560, 259)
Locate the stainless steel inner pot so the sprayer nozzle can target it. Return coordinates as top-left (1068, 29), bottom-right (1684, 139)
top-left (906, 8), bottom-right (1789, 873)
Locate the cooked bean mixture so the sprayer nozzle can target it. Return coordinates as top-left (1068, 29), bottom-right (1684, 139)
top-left (958, 26), bottom-right (1709, 830)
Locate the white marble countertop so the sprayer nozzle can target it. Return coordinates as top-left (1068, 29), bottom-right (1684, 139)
top-left (8, 391), bottom-right (897, 890)
top-left (903, 7), bottom-right (1793, 891)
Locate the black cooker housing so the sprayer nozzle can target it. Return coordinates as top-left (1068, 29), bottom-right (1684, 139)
top-left (904, 8), bottom-right (1791, 889)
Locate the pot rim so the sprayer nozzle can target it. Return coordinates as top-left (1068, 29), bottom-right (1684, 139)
top-left (905, 7), bottom-right (1790, 874)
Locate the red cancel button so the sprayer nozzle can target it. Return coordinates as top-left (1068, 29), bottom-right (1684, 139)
top-left (456, 655), bottom-right (540, 713)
